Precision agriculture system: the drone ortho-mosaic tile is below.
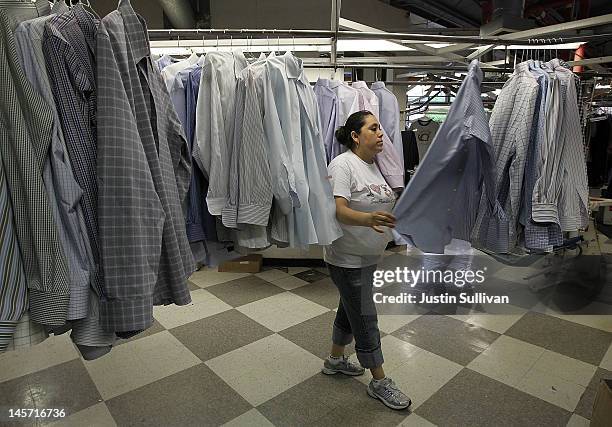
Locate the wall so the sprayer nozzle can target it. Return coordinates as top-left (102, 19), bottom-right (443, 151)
top-left (210, 0), bottom-right (412, 31)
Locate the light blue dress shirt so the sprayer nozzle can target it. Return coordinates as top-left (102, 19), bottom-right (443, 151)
top-left (313, 78), bottom-right (341, 164)
top-left (295, 71), bottom-right (343, 245)
top-left (393, 60), bottom-right (507, 254)
top-left (521, 61), bottom-right (562, 251)
top-left (371, 81), bottom-right (404, 170)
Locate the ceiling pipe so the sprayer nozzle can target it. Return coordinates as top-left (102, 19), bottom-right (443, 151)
top-left (481, 0), bottom-right (534, 35)
top-left (524, 0), bottom-right (574, 19)
top-left (492, 0), bottom-right (525, 19)
top-left (156, 0), bottom-right (196, 29)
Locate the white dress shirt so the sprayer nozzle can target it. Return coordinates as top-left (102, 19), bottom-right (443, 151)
top-left (195, 51), bottom-right (248, 216)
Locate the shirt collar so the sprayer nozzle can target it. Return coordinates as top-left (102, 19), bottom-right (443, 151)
top-left (371, 81), bottom-right (385, 90)
top-left (514, 60), bottom-right (531, 74)
top-left (547, 58), bottom-right (563, 70)
top-left (352, 81), bottom-right (369, 89)
top-left (51, 0), bottom-right (69, 14)
top-left (72, 4), bottom-right (98, 54)
top-left (118, 0), bottom-right (150, 63)
top-left (284, 51), bottom-right (302, 79)
top-left (468, 59), bottom-right (483, 82)
top-left (315, 78), bottom-right (331, 87)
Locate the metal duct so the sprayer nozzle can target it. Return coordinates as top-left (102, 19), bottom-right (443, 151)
top-left (156, 0), bottom-right (196, 29)
top-left (492, 0), bottom-right (525, 19)
top-left (482, 0), bottom-right (533, 34)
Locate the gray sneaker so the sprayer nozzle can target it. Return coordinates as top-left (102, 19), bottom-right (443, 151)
top-left (367, 377), bottom-right (412, 410)
top-left (321, 356), bottom-right (365, 376)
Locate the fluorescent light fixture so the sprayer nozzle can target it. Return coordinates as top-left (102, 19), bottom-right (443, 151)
top-left (337, 39), bottom-right (413, 52)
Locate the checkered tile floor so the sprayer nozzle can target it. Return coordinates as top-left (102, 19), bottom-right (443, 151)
top-left (1, 239), bottom-right (612, 426)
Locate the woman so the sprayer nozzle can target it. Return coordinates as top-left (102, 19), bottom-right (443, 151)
top-left (321, 110), bottom-right (412, 410)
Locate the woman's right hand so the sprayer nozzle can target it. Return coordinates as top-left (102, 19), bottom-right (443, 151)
top-left (367, 211), bottom-right (396, 233)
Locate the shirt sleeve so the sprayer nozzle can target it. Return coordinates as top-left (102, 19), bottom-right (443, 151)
top-left (328, 160), bottom-right (352, 201)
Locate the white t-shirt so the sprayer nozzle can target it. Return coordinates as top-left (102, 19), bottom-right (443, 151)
top-left (324, 150), bottom-right (397, 268)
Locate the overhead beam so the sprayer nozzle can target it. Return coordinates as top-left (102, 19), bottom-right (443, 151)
top-left (340, 17), bottom-right (468, 63)
top-left (468, 13), bottom-right (612, 60)
top-left (401, 42), bottom-right (468, 64)
top-left (436, 43), bottom-right (477, 54)
top-left (567, 56), bottom-right (612, 66)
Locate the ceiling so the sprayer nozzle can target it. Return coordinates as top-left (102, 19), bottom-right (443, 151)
top-left (384, 0), bottom-right (612, 69)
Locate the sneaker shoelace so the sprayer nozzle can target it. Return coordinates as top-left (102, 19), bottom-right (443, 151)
top-left (379, 379), bottom-right (404, 402)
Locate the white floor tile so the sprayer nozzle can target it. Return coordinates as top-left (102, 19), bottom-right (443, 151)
top-left (237, 292), bottom-right (329, 332)
top-left (397, 413), bottom-right (437, 427)
top-left (271, 276), bottom-right (309, 291)
top-left (189, 269), bottom-right (252, 288)
top-left (447, 304), bottom-right (528, 334)
top-left (467, 336), bottom-right (545, 387)
top-left (84, 331), bottom-right (201, 400)
top-left (0, 334), bottom-right (79, 382)
top-left (600, 342), bottom-right (612, 370)
top-left (377, 315), bottom-right (423, 334)
top-left (51, 403), bottom-right (116, 427)
top-left (223, 409), bottom-right (274, 427)
top-left (356, 336), bottom-right (462, 409)
top-left (153, 289), bottom-right (232, 329)
top-left (531, 351), bottom-right (597, 387)
top-left (516, 367), bottom-right (586, 411)
top-left (206, 334), bottom-right (321, 406)
top-left (255, 269), bottom-right (292, 282)
top-left (566, 413), bottom-right (590, 427)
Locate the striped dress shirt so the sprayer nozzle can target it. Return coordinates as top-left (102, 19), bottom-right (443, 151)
top-left (97, 0), bottom-right (194, 333)
top-left (474, 61), bottom-right (539, 253)
top-left (547, 60), bottom-right (589, 231)
top-left (43, 6), bottom-right (103, 302)
top-left (222, 62), bottom-right (273, 231)
top-left (313, 79), bottom-right (339, 163)
top-left (0, 146), bottom-right (29, 352)
top-left (221, 62), bottom-right (273, 252)
top-left (0, 10), bottom-right (71, 326)
top-left (196, 51), bottom-right (248, 216)
top-left (16, 14), bottom-right (93, 320)
top-left (521, 62), bottom-right (562, 251)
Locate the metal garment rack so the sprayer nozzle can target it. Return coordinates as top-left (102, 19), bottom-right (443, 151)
top-left (145, 5), bottom-right (612, 261)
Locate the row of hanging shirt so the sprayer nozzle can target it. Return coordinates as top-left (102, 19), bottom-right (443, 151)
top-left (392, 59), bottom-right (589, 256)
top-left (0, 0), bottom-right (194, 357)
top-left (313, 79), bottom-right (405, 189)
top-left (473, 58), bottom-right (589, 254)
top-left (156, 49), bottom-right (344, 258)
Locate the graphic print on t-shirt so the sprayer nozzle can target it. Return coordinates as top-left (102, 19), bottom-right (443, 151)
top-left (367, 183), bottom-right (395, 202)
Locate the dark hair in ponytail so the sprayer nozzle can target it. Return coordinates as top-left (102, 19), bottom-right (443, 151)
top-left (335, 110), bottom-right (373, 150)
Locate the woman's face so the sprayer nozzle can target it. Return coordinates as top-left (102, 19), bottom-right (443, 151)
top-left (352, 114), bottom-right (384, 156)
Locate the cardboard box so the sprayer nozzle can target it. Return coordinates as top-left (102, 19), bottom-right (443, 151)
top-left (218, 254), bottom-right (263, 273)
top-left (591, 197), bottom-right (612, 225)
top-left (600, 205), bottom-right (612, 225)
top-left (590, 378), bottom-right (612, 427)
